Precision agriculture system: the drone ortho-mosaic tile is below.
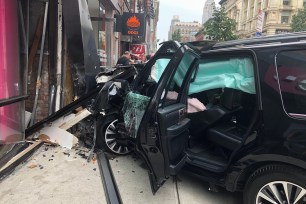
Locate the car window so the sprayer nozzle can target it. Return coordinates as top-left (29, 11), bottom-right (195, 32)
top-left (162, 52), bottom-right (196, 106)
top-left (190, 57), bottom-right (256, 94)
top-left (276, 50), bottom-right (306, 118)
top-left (150, 58), bottom-right (171, 82)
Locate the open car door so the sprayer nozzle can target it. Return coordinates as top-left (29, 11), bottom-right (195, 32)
top-left (131, 41), bottom-right (181, 93)
top-left (136, 45), bottom-right (199, 193)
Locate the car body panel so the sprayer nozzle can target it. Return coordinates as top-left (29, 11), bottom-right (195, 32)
top-left (131, 36), bottom-right (306, 194)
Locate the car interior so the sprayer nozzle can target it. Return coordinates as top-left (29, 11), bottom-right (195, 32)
top-left (121, 53), bottom-right (259, 173)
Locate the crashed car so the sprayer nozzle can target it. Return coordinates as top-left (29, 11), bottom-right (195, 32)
top-left (95, 33), bottom-right (306, 204)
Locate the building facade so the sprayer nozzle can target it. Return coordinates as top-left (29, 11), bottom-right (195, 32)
top-left (202, 0), bottom-right (216, 24)
top-left (221, 0), bottom-right (306, 38)
top-left (168, 16), bottom-right (201, 42)
top-left (99, 0), bottom-right (159, 65)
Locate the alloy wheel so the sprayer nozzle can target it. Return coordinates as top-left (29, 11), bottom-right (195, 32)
top-left (104, 119), bottom-right (132, 155)
top-left (256, 181), bottom-right (306, 204)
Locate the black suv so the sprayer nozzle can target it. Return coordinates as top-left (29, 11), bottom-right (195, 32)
top-left (96, 33), bottom-right (306, 204)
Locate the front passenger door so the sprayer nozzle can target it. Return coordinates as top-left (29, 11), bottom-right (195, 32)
top-left (136, 46), bottom-right (199, 193)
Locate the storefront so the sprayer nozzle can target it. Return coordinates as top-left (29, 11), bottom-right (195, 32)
top-left (0, 0), bottom-right (25, 158)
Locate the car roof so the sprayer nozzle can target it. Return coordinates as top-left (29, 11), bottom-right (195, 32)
top-left (161, 32), bottom-right (306, 55)
top-left (212, 32), bottom-right (306, 49)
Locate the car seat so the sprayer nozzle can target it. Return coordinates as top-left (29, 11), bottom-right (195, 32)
top-left (188, 88), bottom-right (242, 139)
top-left (206, 91), bottom-right (256, 150)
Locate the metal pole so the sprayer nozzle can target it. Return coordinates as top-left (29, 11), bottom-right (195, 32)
top-left (105, 9), bottom-right (113, 67)
top-left (30, 1), bottom-right (49, 126)
top-left (55, 0), bottom-right (62, 111)
top-left (18, 0), bottom-right (28, 92)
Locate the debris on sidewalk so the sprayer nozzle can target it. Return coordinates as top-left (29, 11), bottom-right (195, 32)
top-left (38, 127), bottom-right (78, 149)
top-left (29, 109), bottom-right (92, 150)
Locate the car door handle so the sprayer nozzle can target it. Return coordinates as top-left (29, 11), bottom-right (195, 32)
top-left (178, 107), bottom-right (187, 123)
top-left (167, 118), bottom-right (190, 136)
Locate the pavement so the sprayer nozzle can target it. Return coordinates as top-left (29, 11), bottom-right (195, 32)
top-left (109, 154), bottom-right (242, 204)
top-left (0, 145), bottom-right (242, 204)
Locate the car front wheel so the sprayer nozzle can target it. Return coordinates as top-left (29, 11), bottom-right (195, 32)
top-left (102, 119), bottom-right (132, 155)
top-left (244, 165), bottom-right (306, 204)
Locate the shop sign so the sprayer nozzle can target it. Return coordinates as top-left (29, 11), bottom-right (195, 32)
top-left (130, 44), bottom-right (146, 61)
top-left (122, 13), bottom-right (145, 36)
top-left (256, 10), bottom-right (265, 37)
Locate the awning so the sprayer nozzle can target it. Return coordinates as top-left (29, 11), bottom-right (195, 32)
top-left (102, 0), bottom-right (120, 13)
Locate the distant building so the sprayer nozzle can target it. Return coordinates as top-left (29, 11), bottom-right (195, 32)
top-left (220, 0), bottom-right (306, 38)
top-left (202, 0), bottom-right (216, 24)
top-left (168, 16), bottom-right (201, 42)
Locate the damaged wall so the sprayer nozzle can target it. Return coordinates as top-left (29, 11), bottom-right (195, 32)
top-left (24, 0), bottom-right (75, 124)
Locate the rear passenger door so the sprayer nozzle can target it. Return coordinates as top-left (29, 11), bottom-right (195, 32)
top-left (136, 45), bottom-right (199, 193)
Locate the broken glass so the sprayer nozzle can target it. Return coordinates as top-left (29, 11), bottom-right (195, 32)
top-left (122, 92), bottom-right (150, 138)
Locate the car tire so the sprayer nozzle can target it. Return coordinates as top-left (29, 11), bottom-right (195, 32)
top-left (243, 164), bottom-right (306, 204)
top-left (96, 115), bottom-right (132, 155)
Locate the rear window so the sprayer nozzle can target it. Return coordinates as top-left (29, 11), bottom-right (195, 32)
top-left (276, 50), bottom-right (306, 118)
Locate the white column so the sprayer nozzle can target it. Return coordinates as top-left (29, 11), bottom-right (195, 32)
top-left (55, 0), bottom-right (63, 111)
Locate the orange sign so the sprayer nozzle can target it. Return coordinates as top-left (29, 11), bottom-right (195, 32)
top-left (122, 13), bottom-right (145, 36)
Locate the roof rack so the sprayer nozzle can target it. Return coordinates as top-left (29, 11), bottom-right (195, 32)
top-left (212, 32), bottom-right (306, 49)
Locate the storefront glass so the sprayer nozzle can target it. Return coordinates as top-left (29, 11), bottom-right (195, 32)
top-left (0, 0), bottom-right (25, 157)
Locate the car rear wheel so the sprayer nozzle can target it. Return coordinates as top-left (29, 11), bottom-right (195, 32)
top-left (244, 165), bottom-right (306, 204)
top-left (102, 119), bottom-right (132, 155)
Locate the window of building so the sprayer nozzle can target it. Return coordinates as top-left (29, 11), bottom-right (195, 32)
top-left (283, 0), bottom-right (290, 6)
top-left (258, 2), bottom-right (262, 10)
top-left (281, 11), bottom-right (290, 24)
top-left (304, 0), bottom-right (306, 7)
top-left (276, 50), bottom-right (306, 118)
top-left (265, 0), bottom-right (269, 8)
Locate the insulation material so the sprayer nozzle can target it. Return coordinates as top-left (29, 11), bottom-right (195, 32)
top-left (122, 92), bottom-right (150, 138)
top-left (39, 127), bottom-right (78, 149)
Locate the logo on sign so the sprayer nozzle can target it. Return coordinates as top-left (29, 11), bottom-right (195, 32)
top-left (126, 15), bottom-right (141, 35)
top-left (122, 13), bottom-right (145, 37)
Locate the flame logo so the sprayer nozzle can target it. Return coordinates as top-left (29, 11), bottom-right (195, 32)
top-left (127, 15), bottom-right (141, 29)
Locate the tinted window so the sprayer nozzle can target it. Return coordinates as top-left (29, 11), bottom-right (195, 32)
top-left (276, 50), bottom-right (306, 117)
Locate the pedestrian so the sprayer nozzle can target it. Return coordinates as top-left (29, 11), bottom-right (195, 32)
top-left (145, 54), bottom-right (151, 63)
top-left (116, 51), bottom-right (131, 66)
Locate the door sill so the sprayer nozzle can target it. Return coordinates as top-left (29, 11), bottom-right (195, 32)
top-left (185, 146), bottom-right (228, 173)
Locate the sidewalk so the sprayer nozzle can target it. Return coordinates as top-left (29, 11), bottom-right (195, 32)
top-left (109, 154), bottom-right (243, 204)
top-left (0, 145), bottom-right (106, 204)
top-left (0, 145), bottom-right (242, 204)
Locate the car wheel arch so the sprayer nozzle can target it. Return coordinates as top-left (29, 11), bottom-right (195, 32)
top-left (225, 154), bottom-right (306, 192)
top-left (242, 164), bottom-right (306, 204)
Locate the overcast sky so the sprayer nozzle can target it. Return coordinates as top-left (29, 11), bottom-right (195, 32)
top-left (157, 0), bottom-right (220, 42)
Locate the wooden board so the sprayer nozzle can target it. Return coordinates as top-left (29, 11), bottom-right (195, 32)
top-left (0, 141), bottom-right (43, 173)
